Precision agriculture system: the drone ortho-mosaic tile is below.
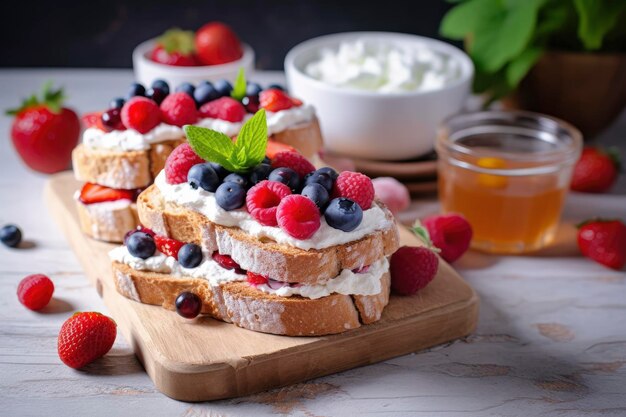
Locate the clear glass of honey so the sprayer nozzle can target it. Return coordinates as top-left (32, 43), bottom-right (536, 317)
top-left (436, 111), bottom-right (582, 254)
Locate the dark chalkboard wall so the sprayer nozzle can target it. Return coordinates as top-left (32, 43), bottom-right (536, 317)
top-left (3, 0), bottom-right (454, 70)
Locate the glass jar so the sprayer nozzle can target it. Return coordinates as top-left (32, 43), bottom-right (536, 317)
top-left (436, 111), bottom-right (582, 254)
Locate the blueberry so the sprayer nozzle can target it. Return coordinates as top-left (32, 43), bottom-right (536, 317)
top-left (263, 156), bottom-right (271, 165)
top-left (101, 108), bottom-right (122, 129)
top-left (246, 82), bottom-right (262, 97)
top-left (188, 163), bottom-right (220, 192)
top-left (0, 224), bottom-right (22, 248)
top-left (175, 82), bottom-right (195, 98)
top-left (109, 97), bottom-right (125, 109)
top-left (324, 198), bottom-right (363, 232)
top-left (316, 167), bottom-right (339, 181)
top-left (215, 182), bottom-right (246, 210)
top-left (175, 291), bottom-right (202, 318)
top-left (268, 167), bottom-right (299, 192)
top-left (178, 243), bottom-right (203, 268)
top-left (267, 83), bottom-right (285, 91)
top-left (209, 162), bottom-right (229, 179)
top-left (214, 79), bottom-right (233, 97)
top-left (127, 232), bottom-right (156, 259)
top-left (146, 87), bottom-right (167, 104)
top-left (127, 82), bottom-right (146, 99)
top-left (249, 163), bottom-right (272, 185)
top-left (194, 82), bottom-right (219, 105)
top-left (301, 183), bottom-right (329, 211)
top-left (151, 79), bottom-right (170, 95)
top-left (304, 171), bottom-right (333, 192)
top-left (223, 173), bottom-right (249, 188)
top-left (242, 95), bottom-right (260, 113)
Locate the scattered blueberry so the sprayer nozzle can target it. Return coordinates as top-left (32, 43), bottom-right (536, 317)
top-left (101, 108), bottom-right (122, 129)
top-left (127, 232), bottom-right (156, 259)
top-left (151, 79), bottom-right (170, 95)
top-left (175, 291), bottom-right (202, 319)
top-left (0, 224), bottom-right (22, 248)
top-left (268, 167), bottom-right (299, 192)
top-left (249, 163), bottom-right (272, 185)
top-left (109, 97), bottom-right (125, 109)
top-left (215, 182), bottom-right (246, 210)
top-left (304, 171), bottom-right (333, 192)
top-left (127, 82), bottom-right (146, 99)
top-left (209, 162), bottom-right (229, 179)
top-left (214, 79), bottom-right (233, 97)
top-left (301, 183), bottom-right (329, 211)
top-left (175, 82), bottom-right (195, 98)
top-left (188, 163), bottom-right (220, 192)
top-left (223, 173), bottom-right (249, 188)
top-left (267, 83), bottom-right (285, 91)
top-left (146, 87), bottom-right (168, 104)
top-left (178, 243), bottom-right (203, 268)
top-left (194, 82), bottom-right (219, 105)
top-left (246, 82), bottom-right (263, 97)
top-left (316, 167), bottom-right (339, 181)
top-left (324, 198), bottom-right (363, 232)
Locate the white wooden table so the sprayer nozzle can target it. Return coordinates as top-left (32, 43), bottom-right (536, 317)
top-left (1, 69), bottom-right (625, 417)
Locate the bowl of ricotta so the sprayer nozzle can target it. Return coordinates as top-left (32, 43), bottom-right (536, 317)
top-left (285, 32), bottom-right (473, 160)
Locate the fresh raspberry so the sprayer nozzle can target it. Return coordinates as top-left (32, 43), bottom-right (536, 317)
top-left (390, 246), bottom-right (439, 295)
top-left (276, 195), bottom-right (321, 240)
top-left (164, 143), bottom-right (204, 184)
top-left (422, 213), bottom-right (473, 263)
top-left (246, 271), bottom-right (269, 285)
top-left (198, 97), bottom-right (246, 122)
top-left (160, 92), bottom-right (198, 127)
top-left (57, 312), bottom-right (117, 369)
top-left (17, 274), bottom-right (54, 311)
top-left (571, 147), bottom-right (620, 193)
top-left (212, 252), bottom-right (245, 273)
top-left (259, 89), bottom-right (300, 112)
top-left (246, 180), bottom-right (292, 226)
top-left (120, 97), bottom-right (161, 133)
top-left (271, 151), bottom-right (315, 178)
top-left (333, 171), bottom-right (375, 210)
top-left (154, 235), bottom-right (185, 260)
top-left (372, 177), bottom-right (410, 215)
top-left (578, 219), bottom-right (626, 270)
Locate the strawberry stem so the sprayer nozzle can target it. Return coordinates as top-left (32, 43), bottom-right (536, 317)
top-left (5, 82), bottom-right (66, 115)
top-left (411, 220), bottom-right (440, 253)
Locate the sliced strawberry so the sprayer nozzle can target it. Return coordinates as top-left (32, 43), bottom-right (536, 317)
top-left (81, 111), bottom-right (110, 132)
top-left (79, 183), bottom-right (134, 204)
top-left (266, 140), bottom-right (296, 159)
top-left (246, 271), bottom-right (269, 285)
top-left (154, 235), bottom-right (185, 259)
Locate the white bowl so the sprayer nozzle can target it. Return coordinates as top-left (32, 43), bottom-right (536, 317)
top-left (133, 39), bottom-right (255, 87)
top-left (285, 32), bottom-right (473, 160)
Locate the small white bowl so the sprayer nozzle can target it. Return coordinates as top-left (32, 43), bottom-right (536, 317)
top-left (133, 39), bottom-right (255, 87)
top-left (285, 32), bottom-right (473, 160)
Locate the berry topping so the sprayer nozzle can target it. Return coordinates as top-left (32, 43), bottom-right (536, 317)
top-left (57, 312), bottom-right (117, 369)
top-left (209, 162), bottom-right (229, 179)
top-left (267, 83), bottom-right (286, 91)
top-left (249, 163), bottom-right (272, 185)
top-left (571, 147), bottom-right (621, 193)
top-left (212, 252), bottom-right (245, 273)
top-left (324, 198), bottom-right (363, 232)
top-left (175, 292), bottom-right (202, 319)
top-left (195, 22), bottom-right (243, 65)
top-left (301, 183), bottom-right (330, 210)
top-left (259, 88), bottom-right (299, 112)
top-left (160, 92), bottom-right (198, 127)
top-left (82, 111), bottom-right (108, 131)
top-left (151, 79), bottom-right (170, 95)
top-left (151, 29), bottom-right (198, 67)
top-left (101, 108), bottom-right (125, 131)
top-left (246, 180), bottom-right (292, 226)
top-left (304, 170), bottom-right (334, 192)
top-left (276, 194), bottom-right (321, 240)
top-left (145, 87), bottom-right (168, 105)
top-left (175, 82), bottom-right (195, 97)
top-left (242, 95), bottom-right (260, 113)
top-left (268, 167), bottom-right (300, 192)
top-left (194, 81), bottom-right (220, 106)
top-left (124, 225), bottom-right (155, 245)
top-left (165, 143), bottom-right (204, 184)
top-left (215, 181), bottom-right (246, 210)
top-left (390, 246), bottom-right (439, 296)
top-left (246, 271), bottom-right (269, 285)
top-left (109, 97), bottom-right (125, 109)
top-left (154, 235), bottom-right (185, 260)
top-left (223, 172), bottom-right (249, 188)
top-left (333, 171), bottom-right (375, 210)
top-left (271, 151), bottom-right (315, 178)
top-left (120, 97), bottom-right (161, 133)
top-left (214, 79), bottom-right (234, 97)
top-left (17, 274), bottom-right (54, 310)
top-left (127, 82), bottom-right (146, 99)
top-left (0, 224), bottom-right (22, 248)
top-left (198, 96), bottom-right (246, 122)
top-left (246, 82), bottom-right (263, 97)
top-left (316, 166), bottom-right (339, 180)
top-left (578, 219), bottom-right (626, 270)
top-left (178, 243), bottom-right (203, 268)
top-left (422, 213), bottom-right (473, 263)
top-left (187, 163), bottom-right (220, 192)
top-left (127, 232), bottom-right (156, 259)
top-left (372, 177), bottom-right (410, 215)
top-left (78, 183), bottom-right (135, 204)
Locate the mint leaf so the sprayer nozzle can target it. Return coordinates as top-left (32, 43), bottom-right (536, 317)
top-left (234, 109), bottom-right (268, 169)
top-left (231, 68), bottom-right (247, 101)
top-left (183, 125), bottom-right (238, 172)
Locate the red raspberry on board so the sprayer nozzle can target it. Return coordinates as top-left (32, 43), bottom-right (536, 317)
top-left (333, 171), bottom-right (375, 210)
top-left (17, 274), bottom-right (54, 311)
top-left (577, 219), bottom-right (626, 270)
top-left (160, 92), bottom-right (198, 127)
top-left (422, 213), bottom-right (473, 263)
top-left (120, 97), bottom-right (161, 133)
top-left (198, 96), bottom-right (246, 122)
top-left (276, 194), bottom-right (321, 240)
top-left (164, 143), bottom-right (204, 184)
top-left (390, 246), bottom-right (439, 296)
top-left (271, 151), bottom-right (315, 178)
top-left (57, 312), bottom-right (117, 369)
top-left (246, 180), bottom-right (292, 226)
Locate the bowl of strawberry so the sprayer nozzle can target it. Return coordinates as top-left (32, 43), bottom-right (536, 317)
top-left (133, 22), bottom-right (254, 88)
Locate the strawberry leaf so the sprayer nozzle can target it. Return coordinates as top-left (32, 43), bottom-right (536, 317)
top-left (6, 82), bottom-right (66, 116)
top-left (231, 68), bottom-right (247, 101)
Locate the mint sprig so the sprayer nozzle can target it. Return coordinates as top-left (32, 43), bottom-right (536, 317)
top-left (231, 68), bottom-right (247, 101)
top-left (184, 109), bottom-right (267, 173)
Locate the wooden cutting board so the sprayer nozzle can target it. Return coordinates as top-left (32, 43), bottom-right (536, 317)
top-left (44, 172), bottom-right (479, 402)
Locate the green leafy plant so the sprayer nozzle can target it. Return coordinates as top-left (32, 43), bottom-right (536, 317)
top-left (184, 108), bottom-right (267, 173)
top-left (440, 0), bottom-right (626, 104)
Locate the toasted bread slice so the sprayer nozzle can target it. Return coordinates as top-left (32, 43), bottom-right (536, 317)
top-left (270, 117), bottom-right (323, 159)
top-left (76, 199), bottom-right (138, 242)
top-left (112, 261), bottom-right (390, 336)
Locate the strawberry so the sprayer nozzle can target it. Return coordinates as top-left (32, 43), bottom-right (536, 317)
top-left (57, 312), bottom-right (117, 369)
top-left (571, 147), bottom-right (621, 193)
top-left (266, 140), bottom-right (296, 159)
top-left (422, 213), bottom-right (473, 263)
top-left (150, 29), bottom-right (198, 66)
top-left (246, 271), bottom-right (269, 285)
top-left (82, 111), bottom-right (109, 132)
top-left (259, 89), bottom-right (301, 112)
top-left (154, 235), bottom-right (185, 260)
top-left (390, 246), bottom-right (439, 295)
top-left (78, 183), bottom-right (135, 205)
top-left (577, 219), bottom-right (626, 270)
top-left (195, 22), bottom-right (243, 65)
top-left (7, 84), bottom-right (80, 174)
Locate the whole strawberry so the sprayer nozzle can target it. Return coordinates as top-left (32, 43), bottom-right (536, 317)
top-left (577, 219), bottom-right (626, 270)
top-left (7, 84), bottom-right (80, 173)
top-left (571, 147), bottom-right (621, 193)
top-left (422, 213), bottom-right (473, 263)
top-left (390, 246), bottom-right (439, 295)
top-left (58, 312), bottom-right (117, 369)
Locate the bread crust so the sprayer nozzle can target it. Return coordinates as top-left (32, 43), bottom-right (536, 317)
top-left (270, 117), bottom-right (323, 159)
top-left (76, 199), bottom-right (138, 243)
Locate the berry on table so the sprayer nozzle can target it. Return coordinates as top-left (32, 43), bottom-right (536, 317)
top-left (268, 167), bottom-right (300, 192)
top-left (175, 82), bottom-right (196, 98)
top-left (17, 274), bottom-right (54, 310)
top-left (193, 82), bottom-right (220, 106)
top-left (198, 96), bottom-right (246, 122)
top-left (246, 180), bottom-right (292, 226)
top-left (160, 92), bottom-right (198, 127)
top-left (372, 177), bottom-right (410, 215)
top-left (109, 97), bottom-right (125, 109)
top-left (187, 163), bottom-right (220, 192)
top-left (277, 194), bottom-right (321, 239)
top-left (127, 232), bottom-right (156, 259)
top-left (271, 151), bottom-right (315, 178)
top-left (571, 147), bottom-right (620, 193)
top-left (151, 79), bottom-right (170, 95)
top-left (127, 82), bottom-right (146, 99)
top-left (175, 292), bottom-right (202, 319)
top-left (0, 224), bottom-right (22, 248)
top-left (178, 243), bottom-right (203, 268)
top-left (301, 183), bottom-right (329, 210)
top-left (120, 97), bottom-right (161, 133)
top-left (145, 87), bottom-right (168, 105)
top-left (154, 235), bottom-right (185, 260)
top-left (324, 198), bottom-right (363, 232)
top-left (422, 213), bottom-right (473, 263)
top-left (215, 181), bottom-right (246, 210)
top-left (249, 163), bottom-right (272, 185)
top-left (223, 172), bottom-right (249, 188)
top-left (333, 171), bottom-right (375, 210)
top-left (390, 246), bottom-right (439, 296)
top-left (214, 79), bottom-right (233, 97)
top-left (577, 219), bottom-right (626, 270)
top-left (164, 143), bottom-right (204, 184)
top-left (57, 312), bottom-right (117, 369)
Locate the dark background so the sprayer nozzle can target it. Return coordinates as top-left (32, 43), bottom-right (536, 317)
top-left (2, 0), bottom-right (454, 70)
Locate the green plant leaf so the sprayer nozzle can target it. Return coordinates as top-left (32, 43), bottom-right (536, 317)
top-left (234, 109), bottom-right (268, 169)
top-left (505, 46), bottom-right (543, 87)
top-left (574, 0), bottom-right (626, 50)
top-left (440, 0), bottom-right (501, 40)
top-left (184, 125), bottom-right (238, 172)
top-left (230, 68), bottom-right (247, 101)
